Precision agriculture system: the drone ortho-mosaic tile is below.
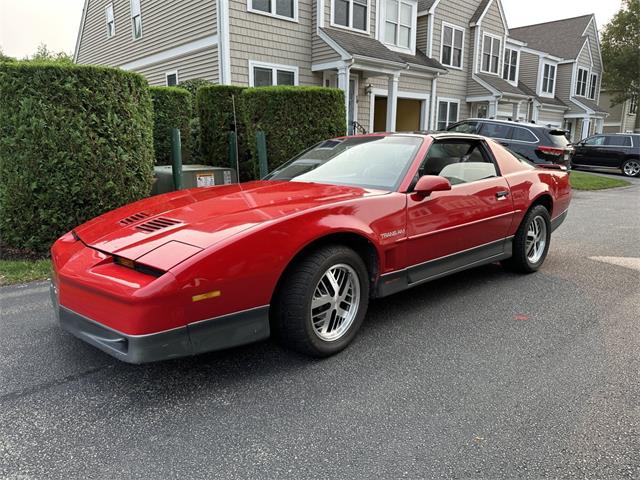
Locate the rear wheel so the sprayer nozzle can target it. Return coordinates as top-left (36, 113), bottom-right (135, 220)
top-left (272, 245), bottom-right (369, 357)
top-left (502, 205), bottom-right (551, 273)
top-left (622, 159), bottom-right (640, 177)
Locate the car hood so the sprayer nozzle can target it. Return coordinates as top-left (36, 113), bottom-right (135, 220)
top-left (74, 181), bottom-right (384, 268)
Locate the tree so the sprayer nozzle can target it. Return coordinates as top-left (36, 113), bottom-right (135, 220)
top-left (601, 0), bottom-right (640, 131)
top-left (0, 47), bottom-right (16, 62)
top-left (24, 44), bottom-right (73, 63)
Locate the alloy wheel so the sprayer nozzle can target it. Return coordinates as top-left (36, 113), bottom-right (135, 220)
top-left (311, 264), bottom-right (361, 342)
top-left (526, 216), bottom-right (547, 264)
top-left (623, 160), bottom-right (640, 177)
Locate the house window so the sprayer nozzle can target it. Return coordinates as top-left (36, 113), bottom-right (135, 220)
top-left (630, 96), bottom-right (638, 115)
top-left (250, 0), bottom-right (296, 20)
top-left (502, 48), bottom-right (517, 82)
top-left (333, 0), bottom-right (368, 32)
top-left (588, 73), bottom-right (598, 100)
top-left (481, 35), bottom-right (501, 74)
top-left (440, 24), bottom-right (464, 69)
top-left (384, 0), bottom-right (415, 50)
top-left (576, 68), bottom-right (588, 97)
top-left (165, 71), bottom-right (178, 86)
top-left (105, 4), bottom-right (115, 38)
top-left (437, 100), bottom-right (458, 130)
top-left (542, 63), bottom-right (556, 95)
top-left (130, 0), bottom-right (142, 39)
top-left (250, 62), bottom-right (298, 87)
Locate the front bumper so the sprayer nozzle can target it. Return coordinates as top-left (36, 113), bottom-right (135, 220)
top-left (51, 282), bottom-right (270, 364)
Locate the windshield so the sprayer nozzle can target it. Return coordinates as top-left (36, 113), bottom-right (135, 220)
top-left (264, 136), bottom-right (423, 191)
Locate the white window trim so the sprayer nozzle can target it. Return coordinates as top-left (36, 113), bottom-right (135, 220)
top-left (165, 70), bottom-right (179, 86)
top-left (436, 97), bottom-right (460, 129)
top-left (247, 0), bottom-right (299, 23)
top-left (330, 0), bottom-right (371, 34)
top-left (439, 21), bottom-right (465, 71)
top-left (502, 47), bottom-right (519, 85)
top-left (105, 4), bottom-right (115, 38)
top-left (130, 0), bottom-right (143, 40)
top-left (540, 62), bottom-right (557, 98)
top-left (378, 0), bottom-right (418, 55)
top-left (588, 72), bottom-right (598, 100)
top-left (248, 60), bottom-right (299, 86)
top-left (576, 67), bottom-right (589, 97)
top-left (480, 32), bottom-right (502, 76)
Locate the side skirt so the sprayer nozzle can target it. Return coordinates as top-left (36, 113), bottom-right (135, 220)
top-left (376, 237), bottom-right (513, 298)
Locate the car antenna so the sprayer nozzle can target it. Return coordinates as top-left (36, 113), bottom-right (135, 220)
top-left (231, 94), bottom-right (241, 184)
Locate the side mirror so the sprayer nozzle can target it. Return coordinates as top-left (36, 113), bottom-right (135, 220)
top-left (413, 175), bottom-right (452, 198)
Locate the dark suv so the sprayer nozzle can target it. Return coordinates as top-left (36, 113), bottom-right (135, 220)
top-left (446, 119), bottom-right (573, 166)
top-left (571, 133), bottom-right (640, 177)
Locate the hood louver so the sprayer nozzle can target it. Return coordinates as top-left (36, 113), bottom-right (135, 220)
top-left (135, 217), bottom-right (182, 233)
top-left (119, 212), bottom-right (149, 226)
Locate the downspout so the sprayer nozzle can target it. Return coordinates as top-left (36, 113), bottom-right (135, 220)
top-left (430, 73), bottom-right (439, 130)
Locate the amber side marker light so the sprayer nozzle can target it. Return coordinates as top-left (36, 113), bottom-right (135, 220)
top-left (113, 256), bottom-right (165, 277)
top-left (192, 290), bottom-right (221, 302)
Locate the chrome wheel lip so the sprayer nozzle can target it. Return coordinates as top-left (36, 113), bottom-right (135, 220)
top-left (623, 160), bottom-right (640, 177)
top-left (526, 216), bottom-right (547, 264)
top-left (310, 263), bottom-right (361, 342)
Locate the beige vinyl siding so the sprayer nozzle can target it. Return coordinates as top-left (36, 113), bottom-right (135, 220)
top-left (416, 15), bottom-right (428, 52)
top-left (584, 20), bottom-right (602, 71)
top-left (537, 107), bottom-right (565, 126)
top-left (431, 0), bottom-right (477, 119)
top-left (467, 79), bottom-right (490, 97)
top-left (77, 0), bottom-right (217, 66)
top-left (576, 41), bottom-right (592, 72)
top-left (556, 63), bottom-right (580, 114)
top-left (477, 0), bottom-right (506, 74)
top-left (135, 45), bottom-right (219, 85)
top-left (519, 51), bottom-right (539, 92)
top-left (229, 0), bottom-right (320, 85)
top-left (312, 36), bottom-right (342, 64)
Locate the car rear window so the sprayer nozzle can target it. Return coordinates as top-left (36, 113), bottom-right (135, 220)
top-left (605, 136), bottom-right (632, 147)
top-left (547, 129), bottom-right (570, 148)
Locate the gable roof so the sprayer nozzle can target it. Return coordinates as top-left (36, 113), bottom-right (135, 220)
top-left (510, 14), bottom-right (593, 60)
top-left (518, 82), bottom-right (568, 108)
top-left (470, 0), bottom-right (491, 26)
top-left (417, 0), bottom-right (437, 13)
top-left (475, 73), bottom-right (529, 98)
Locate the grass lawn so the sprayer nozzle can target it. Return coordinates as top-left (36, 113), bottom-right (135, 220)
top-left (0, 259), bottom-right (51, 286)
top-left (570, 171), bottom-right (631, 191)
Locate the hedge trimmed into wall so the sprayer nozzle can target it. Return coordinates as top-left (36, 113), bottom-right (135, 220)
top-left (0, 62), bottom-right (154, 254)
top-left (150, 86), bottom-right (192, 165)
top-left (242, 86), bottom-right (346, 174)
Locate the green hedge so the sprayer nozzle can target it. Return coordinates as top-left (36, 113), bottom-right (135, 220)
top-left (0, 62), bottom-right (154, 254)
top-left (173, 78), bottom-right (212, 163)
top-left (149, 86), bottom-right (191, 165)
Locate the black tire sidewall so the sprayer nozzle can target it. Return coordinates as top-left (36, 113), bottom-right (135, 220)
top-left (521, 206), bottom-right (551, 271)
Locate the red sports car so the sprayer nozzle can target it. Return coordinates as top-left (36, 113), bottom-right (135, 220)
top-left (51, 133), bottom-right (571, 363)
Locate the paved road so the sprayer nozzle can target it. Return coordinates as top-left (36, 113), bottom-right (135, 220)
top-left (1, 184), bottom-right (639, 479)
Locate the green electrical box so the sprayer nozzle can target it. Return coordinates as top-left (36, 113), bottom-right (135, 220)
top-left (152, 165), bottom-right (238, 195)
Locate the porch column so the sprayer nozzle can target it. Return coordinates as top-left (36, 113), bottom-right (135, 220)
top-left (581, 118), bottom-right (591, 139)
top-left (512, 102), bottom-right (521, 121)
top-left (386, 74), bottom-right (399, 132)
top-left (337, 65), bottom-right (351, 131)
top-left (488, 100), bottom-right (498, 119)
top-left (430, 75), bottom-right (438, 130)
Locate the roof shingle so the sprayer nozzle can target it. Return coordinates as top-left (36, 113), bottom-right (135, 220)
top-left (475, 73), bottom-right (528, 97)
top-left (470, 0), bottom-right (491, 26)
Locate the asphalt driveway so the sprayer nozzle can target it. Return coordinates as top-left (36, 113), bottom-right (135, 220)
top-left (1, 183), bottom-right (639, 479)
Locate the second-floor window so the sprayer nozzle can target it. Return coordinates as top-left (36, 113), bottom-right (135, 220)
top-left (588, 73), bottom-right (598, 100)
top-left (630, 96), bottom-right (638, 115)
top-left (481, 34), bottom-right (501, 75)
top-left (250, 0), bottom-right (296, 20)
top-left (105, 4), bottom-right (115, 38)
top-left (440, 24), bottom-right (463, 69)
top-left (384, 0), bottom-right (415, 51)
top-left (503, 48), bottom-right (517, 82)
top-left (576, 68), bottom-right (588, 97)
top-left (542, 63), bottom-right (556, 95)
top-left (130, 0), bottom-right (142, 39)
top-left (333, 0), bottom-right (368, 32)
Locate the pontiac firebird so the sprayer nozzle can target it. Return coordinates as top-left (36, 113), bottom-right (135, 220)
top-left (50, 133), bottom-right (571, 362)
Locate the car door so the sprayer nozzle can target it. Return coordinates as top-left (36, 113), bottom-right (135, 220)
top-left (602, 135), bottom-right (632, 168)
top-left (404, 138), bottom-right (515, 284)
top-left (573, 135), bottom-right (606, 166)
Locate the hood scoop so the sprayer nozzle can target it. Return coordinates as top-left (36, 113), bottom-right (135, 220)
top-left (135, 217), bottom-right (182, 233)
top-left (119, 212), bottom-right (149, 226)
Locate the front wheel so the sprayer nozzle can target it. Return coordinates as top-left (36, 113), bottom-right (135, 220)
top-left (272, 245), bottom-right (369, 357)
top-left (502, 205), bottom-right (551, 273)
top-left (622, 159), bottom-right (640, 177)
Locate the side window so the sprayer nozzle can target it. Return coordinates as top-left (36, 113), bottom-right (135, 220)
top-left (448, 121), bottom-right (480, 134)
top-left (512, 127), bottom-right (537, 143)
top-left (604, 136), bottom-right (632, 147)
top-left (419, 141), bottom-right (498, 185)
top-left (479, 122), bottom-right (512, 140)
top-left (584, 136), bottom-right (605, 146)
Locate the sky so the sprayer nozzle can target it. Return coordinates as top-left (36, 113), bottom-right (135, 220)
top-left (0, 0), bottom-right (625, 59)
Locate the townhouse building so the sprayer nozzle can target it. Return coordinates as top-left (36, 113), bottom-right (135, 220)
top-left (74, 0), bottom-right (605, 139)
top-left (600, 90), bottom-right (638, 134)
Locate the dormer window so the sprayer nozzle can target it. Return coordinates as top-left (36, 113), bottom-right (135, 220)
top-left (503, 48), bottom-right (517, 82)
top-left (383, 0), bottom-right (416, 51)
top-left (588, 73), bottom-right (598, 100)
top-left (542, 63), bottom-right (556, 95)
top-left (481, 34), bottom-right (501, 75)
top-left (576, 68), bottom-right (588, 97)
top-left (440, 23), bottom-right (464, 69)
top-left (333, 0), bottom-right (368, 32)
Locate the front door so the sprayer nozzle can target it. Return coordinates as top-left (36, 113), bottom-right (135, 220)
top-left (405, 138), bottom-right (514, 283)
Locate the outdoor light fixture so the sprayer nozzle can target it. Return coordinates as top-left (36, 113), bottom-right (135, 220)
top-left (365, 83), bottom-right (373, 96)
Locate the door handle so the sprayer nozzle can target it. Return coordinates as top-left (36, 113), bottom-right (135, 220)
top-left (496, 191), bottom-right (510, 200)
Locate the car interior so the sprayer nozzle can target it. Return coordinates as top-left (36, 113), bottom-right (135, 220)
top-left (418, 140), bottom-right (498, 185)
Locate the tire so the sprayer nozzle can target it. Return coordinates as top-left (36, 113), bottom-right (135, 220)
top-left (272, 245), bottom-right (369, 357)
top-left (501, 205), bottom-right (551, 273)
top-left (621, 159), bottom-right (640, 177)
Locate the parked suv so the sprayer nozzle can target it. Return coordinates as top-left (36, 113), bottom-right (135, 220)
top-left (571, 133), bottom-right (640, 177)
top-left (446, 119), bottom-right (573, 166)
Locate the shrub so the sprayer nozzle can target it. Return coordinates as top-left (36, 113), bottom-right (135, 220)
top-left (0, 62), bottom-right (154, 254)
top-left (179, 78), bottom-right (212, 114)
top-left (149, 86), bottom-right (192, 165)
top-left (197, 85), bottom-right (249, 175)
top-left (242, 86), bottom-right (346, 175)
top-left (174, 78), bottom-right (212, 163)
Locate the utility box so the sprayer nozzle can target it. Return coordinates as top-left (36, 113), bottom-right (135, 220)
top-left (152, 165), bottom-right (237, 195)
